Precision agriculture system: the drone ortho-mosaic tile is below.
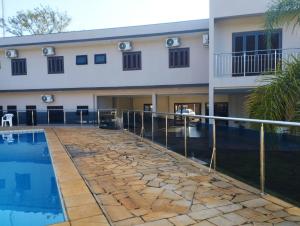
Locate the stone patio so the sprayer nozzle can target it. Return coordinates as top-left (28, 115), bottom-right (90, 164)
top-left (52, 127), bottom-right (300, 226)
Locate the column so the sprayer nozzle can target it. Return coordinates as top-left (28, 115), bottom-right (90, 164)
top-left (152, 93), bottom-right (157, 113)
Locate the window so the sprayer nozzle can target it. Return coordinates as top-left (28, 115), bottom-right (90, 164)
top-left (48, 56), bottom-right (64, 74)
top-left (94, 54), bottom-right (107, 64)
top-left (169, 48), bottom-right (190, 68)
top-left (76, 55), bottom-right (88, 65)
top-left (232, 30), bottom-right (282, 76)
top-left (77, 105), bottom-right (89, 115)
top-left (26, 105), bottom-right (37, 126)
top-left (123, 51), bottom-right (141, 71)
top-left (0, 106), bottom-right (3, 118)
top-left (11, 59), bottom-right (27, 75)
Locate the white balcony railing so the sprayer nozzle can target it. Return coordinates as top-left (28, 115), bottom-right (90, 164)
top-left (214, 48), bottom-right (300, 77)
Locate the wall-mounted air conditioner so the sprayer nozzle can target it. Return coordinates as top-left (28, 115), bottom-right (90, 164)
top-left (42, 47), bottom-right (55, 56)
top-left (203, 34), bottom-right (209, 47)
top-left (5, 49), bottom-right (18, 58)
top-left (41, 95), bottom-right (54, 103)
top-left (165, 37), bottom-right (180, 48)
top-left (118, 42), bottom-right (132, 51)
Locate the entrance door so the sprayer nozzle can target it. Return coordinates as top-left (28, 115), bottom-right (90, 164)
top-left (232, 30), bottom-right (282, 76)
top-left (47, 106), bottom-right (64, 124)
top-left (26, 105), bottom-right (37, 125)
top-left (205, 103), bottom-right (229, 125)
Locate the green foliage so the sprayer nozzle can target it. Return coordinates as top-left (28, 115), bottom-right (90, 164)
top-left (247, 58), bottom-right (300, 130)
top-left (0, 5), bottom-right (71, 36)
top-left (265, 0), bottom-right (300, 31)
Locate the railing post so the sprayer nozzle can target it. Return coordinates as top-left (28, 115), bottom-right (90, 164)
top-left (275, 49), bottom-right (277, 75)
top-left (213, 119), bottom-right (217, 171)
top-left (133, 111), bottom-right (136, 134)
top-left (127, 111), bottom-right (130, 131)
top-left (121, 110), bottom-right (124, 130)
top-left (31, 110), bottom-right (34, 126)
top-left (80, 110), bottom-right (83, 126)
top-left (209, 119), bottom-right (217, 173)
top-left (47, 110), bottom-right (50, 125)
top-left (165, 114), bottom-right (168, 149)
top-left (64, 111), bottom-right (66, 124)
top-left (151, 112), bottom-right (154, 142)
top-left (141, 111), bottom-right (144, 138)
top-left (260, 123), bottom-right (265, 195)
top-left (184, 116), bottom-right (187, 158)
top-left (243, 52), bottom-right (246, 77)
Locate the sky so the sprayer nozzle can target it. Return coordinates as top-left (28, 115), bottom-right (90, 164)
top-left (1, 0), bottom-right (209, 34)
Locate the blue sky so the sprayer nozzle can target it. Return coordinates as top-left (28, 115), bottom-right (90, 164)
top-left (2, 0), bottom-right (209, 33)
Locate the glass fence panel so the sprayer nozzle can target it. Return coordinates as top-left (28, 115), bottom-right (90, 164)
top-left (215, 121), bottom-right (260, 188)
top-left (134, 112), bottom-right (142, 136)
top-left (143, 112), bottom-right (152, 140)
top-left (65, 111), bottom-right (80, 124)
top-left (167, 114), bottom-right (185, 156)
top-left (187, 117), bottom-right (212, 165)
top-left (128, 112), bottom-right (135, 133)
top-left (99, 110), bottom-right (117, 129)
top-left (47, 110), bottom-right (64, 124)
top-left (265, 126), bottom-right (300, 205)
top-left (36, 111), bottom-right (48, 124)
top-left (152, 115), bottom-right (165, 147)
top-left (122, 112), bottom-right (129, 130)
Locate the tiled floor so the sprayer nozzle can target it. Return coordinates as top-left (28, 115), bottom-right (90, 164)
top-left (51, 127), bottom-right (300, 226)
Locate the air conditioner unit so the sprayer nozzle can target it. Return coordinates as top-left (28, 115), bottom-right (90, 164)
top-left (203, 34), bottom-right (209, 47)
top-left (165, 37), bottom-right (180, 48)
top-left (118, 41), bottom-right (132, 51)
top-left (41, 95), bottom-right (54, 103)
top-left (5, 49), bottom-right (18, 58)
top-left (42, 47), bottom-right (55, 56)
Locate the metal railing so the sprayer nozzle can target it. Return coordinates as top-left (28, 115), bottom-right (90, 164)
top-left (0, 109), bottom-right (120, 128)
top-left (215, 48), bottom-right (300, 77)
top-left (122, 110), bottom-right (300, 205)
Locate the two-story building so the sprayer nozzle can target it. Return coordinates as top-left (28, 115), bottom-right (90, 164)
top-left (0, 0), bottom-right (300, 124)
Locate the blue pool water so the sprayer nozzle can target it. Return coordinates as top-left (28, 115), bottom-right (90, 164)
top-left (0, 131), bottom-right (65, 226)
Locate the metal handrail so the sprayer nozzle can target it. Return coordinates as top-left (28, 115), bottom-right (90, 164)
top-left (122, 110), bottom-right (300, 195)
top-left (215, 47), bottom-right (300, 55)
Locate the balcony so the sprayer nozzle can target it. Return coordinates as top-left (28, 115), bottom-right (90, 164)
top-left (214, 48), bottom-right (300, 78)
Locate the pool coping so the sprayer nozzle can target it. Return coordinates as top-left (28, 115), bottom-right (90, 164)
top-left (0, 127), bottom-right (110, 226)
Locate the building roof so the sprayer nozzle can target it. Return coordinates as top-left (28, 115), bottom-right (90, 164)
top-left (0, 19), bottom-right (208, 48)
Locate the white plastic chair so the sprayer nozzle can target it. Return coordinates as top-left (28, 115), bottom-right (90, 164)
top-left (1, 114), bottom-right (14, 127)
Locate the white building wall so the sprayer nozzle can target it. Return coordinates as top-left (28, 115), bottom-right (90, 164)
top-left (0, 35), bottom-right (208, 91)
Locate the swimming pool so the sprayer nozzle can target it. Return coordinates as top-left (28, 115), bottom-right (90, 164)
top-left (0, 131), bottom-right (65, 226)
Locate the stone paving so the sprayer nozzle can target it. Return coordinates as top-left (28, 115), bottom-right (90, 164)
top-left (53, 127), bottom-right (300, 226)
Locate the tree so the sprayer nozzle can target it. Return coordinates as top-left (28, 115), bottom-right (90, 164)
top-left (0, 5), bottom-right (71, 36)
top-left (247, 0), bottom-right (300, 128)
top-left (265, 0), bottom-right (300, 31)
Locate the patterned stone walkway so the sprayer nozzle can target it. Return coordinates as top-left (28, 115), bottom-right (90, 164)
top-left (54, 128), bottom-right (300, 226)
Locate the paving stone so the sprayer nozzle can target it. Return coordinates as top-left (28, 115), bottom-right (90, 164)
top-left (142, 211), bottom-right (177, 222)
top-left (168, 215), bottom-right (196, 226)
top-left (52, 128), bottom-right (300, 226)
top-left (192, 220), bottom-right (216, 226)
top-left (188, 208), bottom-right (221, 221)
top-left (265, 204), bottom-right (284, 212)
top-left (136, 219), bottom-right (173, 226)
top-left (104, 205), bottom-right (133, 221)
top-left (114, 217), bottom-right (144, 226)
top-left (217, 204), bottom-right (243, 213)
top-left (274, 222), bottom-right (299, 226)
top-left (223, 212), bottom-right (248, 225)
top-left (241, 198), bottom-right (271, 208)
top-left (208, 215), bottom-right (234, 226)
top-left (286, 207), bottom-right (300, 217)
